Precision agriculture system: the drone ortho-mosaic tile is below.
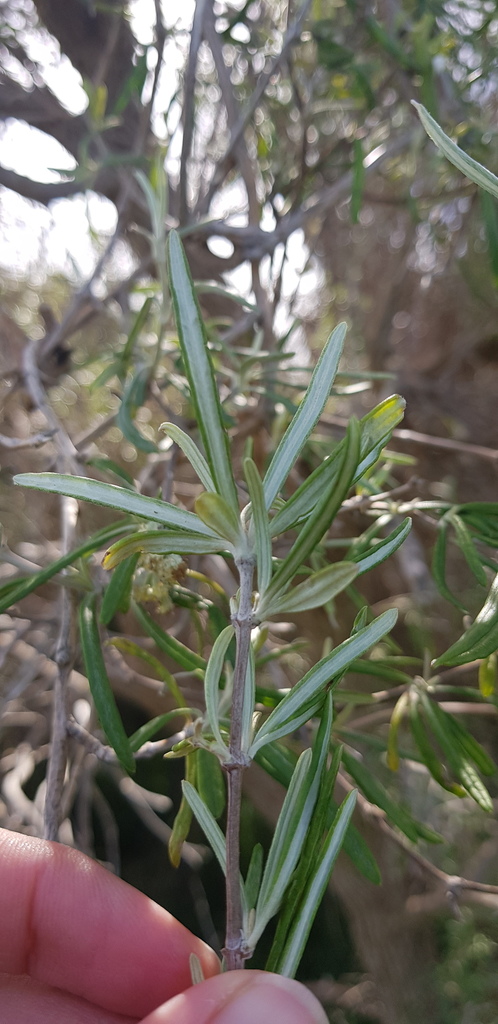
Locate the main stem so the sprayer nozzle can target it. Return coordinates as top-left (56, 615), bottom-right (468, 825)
top-left (223, 555), bottom-right (255, 971)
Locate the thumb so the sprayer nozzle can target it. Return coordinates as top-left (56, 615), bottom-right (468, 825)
top-left (139, 969), bottom-right (328, 1024)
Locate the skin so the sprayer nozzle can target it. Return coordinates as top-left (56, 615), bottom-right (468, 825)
top-left (0, 828), bottom-right (327, 1024)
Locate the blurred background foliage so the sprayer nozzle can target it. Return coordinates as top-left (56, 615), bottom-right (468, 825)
top-left (2, 1), bottom-right (498, 1021)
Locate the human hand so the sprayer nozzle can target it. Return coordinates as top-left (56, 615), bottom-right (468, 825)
top-left (0, 828), bottom-right (327, 1023)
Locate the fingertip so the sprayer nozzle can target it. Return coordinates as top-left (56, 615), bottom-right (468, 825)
top-left (140, 970), bottom-right (328, 1024)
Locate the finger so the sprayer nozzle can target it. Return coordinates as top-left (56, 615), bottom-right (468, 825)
top-left (0, 974), bottom-right (138, 1024)
top-left (0, 829), bottom-right (220, 1019)
top-left (139, 971), bottom-right (328, 1024)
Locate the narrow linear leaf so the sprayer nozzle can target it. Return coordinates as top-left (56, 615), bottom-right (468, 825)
top-left (245, 843), bottom-right (264, 911)
top-left (351, 139), bottom-right (365, 223)
top-left (451, 514), bottom-right (487, 587)
top-left (250, 750), bottom-right (314, 945)
top-left (244, 458), bottom-right (272, 597)
top-left (117, 368), bottom-right (157, 454)
top-left (270, 395), bottom-right (405, 537)
top-left (160, 422), bottom-right (215, 491)
top-left (263, 323), bottom-right (346, 508)
top-left (119, 295), bottom-right (154, 375)
top-left (169, 751), bottom-right (196, 868)
top-left (479, 653), bottom-right (497, 697)
top-left (196, 747), bottom-right (226, 819)
top-left (259, 561), bottom-right (358, 619)
top-left (203, 625), bottom-right (234, 754)
top-left (182, 780), bottom-right (227, 873)
top-left (419, 693), bottom-right (493, 811)
top-left (100, 553), bottom-right (139, 624)
top-left (275, 791), bottom-right (357, 978)
top-left (432, 520), bottom-right (467, 612)
top-left (353, 517), bottom-right (412, 576)
top-left (250, 608), bottom-right (397, 756)
top-left (409, 694), bottom-right (466, 796)
top-left (129, 710), bottom-right (197, 753)
top-left (241, 646), bottom-right (256, 755)
top-left (167, 230), bottom-right (238, 511)
top-left (78, 595), bottom-right (135, 774)
top-left (433, 571), bottom-right (498, 667)
top-left (264, 418), bottom-right (361, 605)
top-left (13, 474), bottom-right (219, 538)
top-left (342, 747), bottom-right (441, 843)
top-left (133, 602), bottom-right (206, 672)
top-left (107, 635), bottom-right (186, 707)
top-left (429, 699), bottom-right (495, 777)
top-left (194, 492), bottom-right (243, 548)
top-left (103, 529), bottom-right (223, 569)
top-left (0, 521), bottom-right (134, 615)
top-left (254, 742), bottom-right (380, 884)
top-left (386, 691), bottom-right (410, 771)
top-left (413, 101), bottom-right (498, 201)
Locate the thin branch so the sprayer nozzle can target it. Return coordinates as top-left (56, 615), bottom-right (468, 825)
top-left (224, 554), bottom-right (255, 971)
top-left (202, 0), bottom-right (313, 211)
top-left (0, 429), bottom-right (56, 449)
top-left (179, 0), bottom-right (209, 223)
top-left (323, 414), bottom-right (498, 465)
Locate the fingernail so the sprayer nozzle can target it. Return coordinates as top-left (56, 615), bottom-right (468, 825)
top-left (213, 973), bottom-right (328, 1024)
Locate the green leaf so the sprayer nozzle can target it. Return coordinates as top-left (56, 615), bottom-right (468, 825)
top-left (194, 492), bottom-right (243, 548)
top-left (433, 571), bottom-right (498, 667)
top-left (342, 747), bottom-right (441, 843)
top-left (418, 693), bottom-right (493, 811)
top-left (243, 458), bottom-right (272, 597)
top-left (241, 646), bottom-right (256, 755)
top-left (428, 698), bottom-right (495, 777)
top-left (352, 517), bottom-right (412, 576)
top-left (249, 750), bottom-right (314, 947)
top-left (480, 191), bottom-right (498, 284)
top-left (351, 139), bottom-right (365, 224)
top-left (413, 102), bottom-right (498, 201)
top-left (13, 474), bottom-right (219, 538)
top-left (78, 595), bottom-right (135, 774)
top-left (117, 367), bottom-right (158, 454)
top-left (274, 791), bottom-right (357, 978)
top-left (271, 395), bottom-right (405, 536)
top-left (386, 691), bottom-right (410, 771)
top-left (103, 529), bottom-right (223, 569)
top-left (203, 626), bottom-right (233, 756)
top-left (250, 608), bottom-right (397, 755)
top-left (264, 418), bottom-right (361, 606)
top-left (129, 709), bottom-right (196, 753)
top-left (245, 843), bottom-right (264, 911)
top-left (254, 741), bottom-right (380, 884)
top-left (196, 747), bottom-right (226, 819)
top-left (100, 553), bottom-right (139, 625)
top-left (479, 653), bottom-right (497, 697)
top-left (169, 752), bottom-right (196, 868)
top-left (259, 561), bottom-right (358, 618)
top-left (409, 694), bottom-right (466, 795)
top-left (451, 514), bottom-right (487, 588)
top-left (86, 458), bottom-right (136, 488)
top-left (0, 521), bottom-right (134, 615)
top-left (182, 780), bottom-right (227, 874)
top-left (133, 602), bottom-right (206, 672)
top-left (167, 230), bottom-right (238, 511)
top-left (160, 422), bottom-right (215, 491)
top-left (432, 519), bottom-right (468, 612)
top-left (107, 635), bottom-right (186, 707)
top-left (119, 296), bottom-right (154, 376)
top-left (263, 323), bottom-right (346, 508)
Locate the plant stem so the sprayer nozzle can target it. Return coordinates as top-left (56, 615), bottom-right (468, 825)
top-left (223, 554), bottom-right (255, 970)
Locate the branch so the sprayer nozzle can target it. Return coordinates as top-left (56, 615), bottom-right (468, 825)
top-left (0, 164), bottom-right (84, 204)
top-left (202, 0), bottom-right (313, 211)
top-left (178, 0), bottom-right (209, 224)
